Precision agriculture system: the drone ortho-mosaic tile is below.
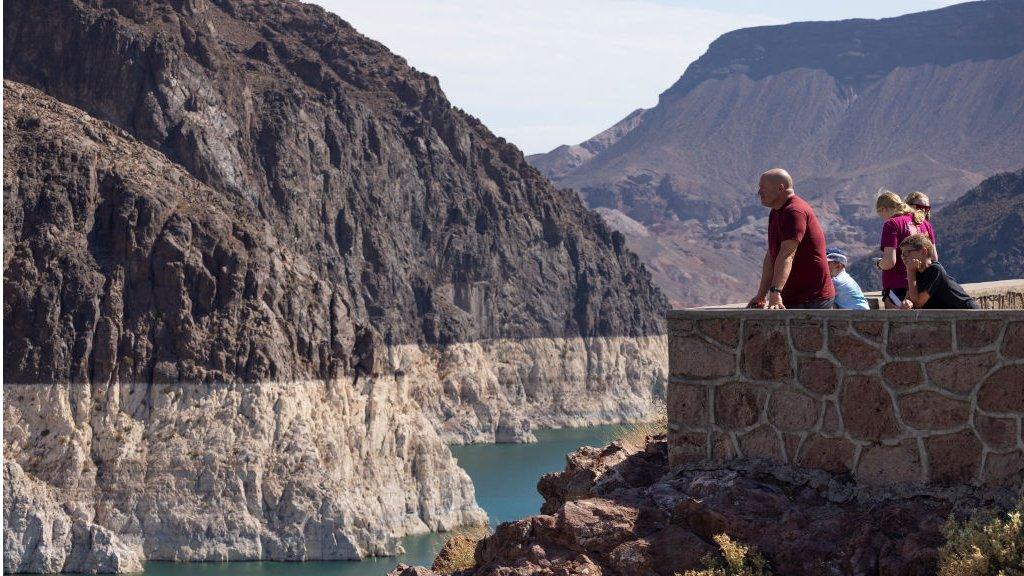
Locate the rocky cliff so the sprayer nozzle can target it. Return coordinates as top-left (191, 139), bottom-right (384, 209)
top-left (392, 437), bottom-right (1019, 576)
top-left (932, 168), bottom-right (1024, 283)
top-left (529, 0), bottom-right (1024, 307)
top-left (3, 0), bottom-right (667, 569)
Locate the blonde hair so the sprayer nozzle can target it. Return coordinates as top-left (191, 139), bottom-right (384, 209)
top-left (900, 233), bottom-right (934, 253)
top-left (905, 191), bottom-right (931, 220)
top-left (876, 190), bottom-right (925, 225)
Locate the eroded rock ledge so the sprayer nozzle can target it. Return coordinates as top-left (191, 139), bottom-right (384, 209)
top-left (393, 437), bottom-right (1019, 576)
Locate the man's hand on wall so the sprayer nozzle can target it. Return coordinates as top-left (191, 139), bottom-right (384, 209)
top-left (767, 292), bottom-right (785, 309)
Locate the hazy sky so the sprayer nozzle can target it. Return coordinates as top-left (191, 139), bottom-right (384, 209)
top-left (312, 0), bottom-right (963, 154)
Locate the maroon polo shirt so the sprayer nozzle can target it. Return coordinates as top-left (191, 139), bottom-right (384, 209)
top-left (768, 195), bottom-right (835, 306)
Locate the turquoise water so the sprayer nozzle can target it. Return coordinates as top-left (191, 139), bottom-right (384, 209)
top-left (137, 425), bottom-right (619, 576)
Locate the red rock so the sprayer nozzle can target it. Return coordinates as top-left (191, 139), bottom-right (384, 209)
top-left (925, 431), bottom-right (982, 485)
top-left (977, 365), bottom-right (1024, 413)
top-left (698, 318), bottom-right (740, 347)
top-left (1001, 321), bottom-right (1024, 359)
top-left (841, 375), bottom-right (900, 441)
top-left (607, 539), bottom-right (652, 576)
top-left (925, 352), bottom-right (998, 394)
top-left (976, 415), bottom-right (1018, 451)
top-left (798, 436), bottom-right (855, 474)
top-left (668, 383), bottom-right (707, 428)
top-left (714, 383), bottom-right (767, 430)
top-left (898, 391), bottom-right (970, 430)
top-left (742, 321), bottom-right (792, 380)
top-left (887, 322), bottom-right (953, 358)
top-left (829, 327), bottom-right (883, 372)
top-left (857, 440), bottom-right (923, 485)
top-left (983, 450), bottom-right (1024, 489)
top-left (738, 425), bottom-right (785, 462)
top-left (853, 321), bottom-right (885, 340)
top-left (798, 357), bottom-right (837, 394)
top-left (670, 335), bottom-right (736, 380)
top-left (790, 320), bottom-right (823, 353)
top-left (646, 525), bottom-right (714, 574)
top-left (558, 498), bottom-right (639, 553)
top-left (881, 361), bottom-right (924, 390)
top-left (956, 320), bottom-right (1003, 350)
top-left (768, 389), bottom-right (818, 432)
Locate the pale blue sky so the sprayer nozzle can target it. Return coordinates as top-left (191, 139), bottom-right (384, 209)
top-left (312, 0), bottom-right (962, 154)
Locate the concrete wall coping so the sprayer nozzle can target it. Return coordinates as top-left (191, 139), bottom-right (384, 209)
top-left (668, 309), bottom-right (1024, 320)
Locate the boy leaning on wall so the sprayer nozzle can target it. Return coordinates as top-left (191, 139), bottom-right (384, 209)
top-left (899, 233), bottom-right (979, 310)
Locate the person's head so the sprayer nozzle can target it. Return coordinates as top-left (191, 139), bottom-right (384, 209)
top-left (905, 191), bottom-right (932, 221)
top-left (876, 190), bottom-right (925, 224)
top-left (825, 248), bottom-right (848, 277)
top-left (758, 168), bottom-right (794, 209)
top-left (899, 233), bottom-right (935, 270)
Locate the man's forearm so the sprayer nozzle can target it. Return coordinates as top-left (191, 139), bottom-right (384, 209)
top-left (771, 254), bottom-right (795, 291)
top-left (907, 271), bottom-right (923, 306)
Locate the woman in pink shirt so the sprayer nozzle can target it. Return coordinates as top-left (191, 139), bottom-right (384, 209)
top-left (875, 191), bottom-right (936, 308)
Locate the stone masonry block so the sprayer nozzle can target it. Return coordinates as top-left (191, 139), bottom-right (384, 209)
top-left (715, 382), bottom-right (768, 430)
top-left (976, 415), bottom-right (1019, 452)
top-left (668, 430), bottom-right (708, 468)
top-left (926, 352), bottom-right (998, 395)
top-left (668, 383), bottom-right (707, 429)
top-left (738, 425), bottom-right (785, 462)
top-left (977, 365), bottom-right (1024, 413)
top-left (799, 435), bottom-right (855, 474)
top-left (670, 335), bottom-right (735, 380)
top-left (698, 318), bottom-right (740, 347)
top-left (887, 322), bottom-right (953, 358)
top-left (798, 357), bottom-right (837, 395)
top-left (742, 321), bottom-right (792, 380)
top-left (983, 450), bottom-right (1024, 490)
top-left (856, 440), bottom-right (923, 486)
top-left (925, 430), bottom-right (983, 485)
top-left (898, 391), bottom-right (970, 430)
top-left (829, 328), bottom-right (883, 372)
top-left (842, 375), bottom-right (900, 442)
top-left (789, 320), bottom-right (823, 353)
top-left (881, 361), bottom-right (924, 390)
top-left (767, 389), bottom-right (818, 432)
top-left (1002, 321), bottom-right (1024, 359)
top-left (956, 320), bottom-right (1003, 350)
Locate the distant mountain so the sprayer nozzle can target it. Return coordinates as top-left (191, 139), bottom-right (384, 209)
top-left (529, 0), bottom-right (1024, 306)
top-left (935, 169), bottom-right (1024, 282)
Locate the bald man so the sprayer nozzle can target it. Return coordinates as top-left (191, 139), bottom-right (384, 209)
top-left (747, 169), bottom-right (835, 309)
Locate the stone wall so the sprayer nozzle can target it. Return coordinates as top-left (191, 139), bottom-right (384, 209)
top-left (667, 310), bottom-right (1024, 491)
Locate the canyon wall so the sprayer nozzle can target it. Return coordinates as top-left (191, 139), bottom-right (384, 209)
top-left (667, 307), bottom-right (1024, 490)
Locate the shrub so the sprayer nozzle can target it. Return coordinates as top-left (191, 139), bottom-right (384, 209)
top-left (678, 534), bottom-right (772, 576)
top-left (938, 498), bottom-right (1024, 576)
top-left (431, 524), bottom-right (491, 574)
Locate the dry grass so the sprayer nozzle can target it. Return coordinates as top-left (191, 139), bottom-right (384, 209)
top-left (938, 498), bottom-right (1024, 576)
top-left (678, 534), bottom-right (772, 576)
top-left (431, 524), bottom-right (491, 574)
top-left (613, 405), bottom-right (668, 451)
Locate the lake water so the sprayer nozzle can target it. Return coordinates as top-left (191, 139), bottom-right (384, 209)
top-left (138, 425), bottom-right (619, 576)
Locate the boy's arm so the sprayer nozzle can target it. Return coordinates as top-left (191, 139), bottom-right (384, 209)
top-left (905, 264), bottom-right (932, 308)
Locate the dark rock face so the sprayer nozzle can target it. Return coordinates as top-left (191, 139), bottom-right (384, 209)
top-left (395, 439), bottom-right (1018, 576)
top-left (4, 0), bottom-right (665, 382)
top-left (931, 169), bottom-right (1024, 283)
top-left (528, 1), bottom-right (1024, 306)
